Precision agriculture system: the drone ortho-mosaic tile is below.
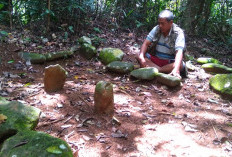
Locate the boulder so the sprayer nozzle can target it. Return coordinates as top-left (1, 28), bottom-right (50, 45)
top-left (79, 43), bottom-right (97, 59)
top-left (156, 73), bottom-right (181, 87)
top-left (0, 97), bottom-right (41, 140)
top-left (94, 81), bottom-right (114, 115)
top-left (209, 74), bottom-right (232, 98)
top-left (130, 67), bottom-right (159, 80)
top-left (0, 130), bottom-right (73, 157)
top-left (106, 61), bottom-right (134, 74)
top-left (78, 36), bottom-right (92, 45)
top-left (202, 63), bottom-right (232, 74)
top-left (44, 64), bottom-right (67, 93)
top-left (99, 48), bottom-right (124, 65)
top-left (19, 52), bottom-right (46, 64)
top-left (44, 51), bottom-right (73, 61)
top-left (197, 57), bottom-right (221, 64)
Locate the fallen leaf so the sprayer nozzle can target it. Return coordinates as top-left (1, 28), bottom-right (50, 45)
top-left (0, 114), bottom-right (7, 124)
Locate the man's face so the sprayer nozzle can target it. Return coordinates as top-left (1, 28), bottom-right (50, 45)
top-left (158, 18), bottom-right (173, 35)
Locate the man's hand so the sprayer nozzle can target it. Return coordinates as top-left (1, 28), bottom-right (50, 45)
top-left (136, 54), bottom-right (147, 68)
top-left (169, 69), bottom-right (181, 79)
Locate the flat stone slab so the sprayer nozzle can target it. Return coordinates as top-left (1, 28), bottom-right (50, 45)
top-left (202, 63), bottom-right (232, 74)
top-left (0, 97), bottom-right (41, 140)
top-left (0, 130), bottom-right (73, 157)
top-left (130, 67), bottom-right (159, 80)
top-left (19, 52), bottom-right (46, 64)
top-left (197, 57), bottom-right (221, 64)
top-left (99, 48), bottom-right (124, 65)
top-left (210, 74), bottom-right (232, 99)
top-left (156, 73), bottom-right (181, 87)
top-left (106, 61), bottom-right (134, 74)
top-left (44, 51), bottom-right (73, 61)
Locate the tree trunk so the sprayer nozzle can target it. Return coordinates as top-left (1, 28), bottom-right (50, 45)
top-left (47, 0), bottom-right (51, 32)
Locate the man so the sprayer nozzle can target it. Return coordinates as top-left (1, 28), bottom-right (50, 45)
top-left (136, 10), bottom-right (186, 79)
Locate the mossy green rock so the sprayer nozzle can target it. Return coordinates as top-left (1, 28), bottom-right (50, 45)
top-left (202, 63), bottom-right (232, 74)
top-left (78, 36), bottom-right (92, 45)
top-left (19, 52), bottom-right (46, 64)
top-left (0, 130), bottom-right (73, 157)
top-left (45, 51), bottom-right (74, 61)
top-left (130, 67), bottom-right (159, 80)
top-left (209, 74), bottom-right (232, 98)
top-left (197, 57), bottom-right (221, 64)
top-left (106, 61), bottom-right (134, 74)
top-left (80, 43), bottom-right (97, 59)
top-left (99, 48), bottom-right (124, 65)
top-left (0, 99), bottom-right (41, 140)
top-left (156, 73), bottom-right (181, 87)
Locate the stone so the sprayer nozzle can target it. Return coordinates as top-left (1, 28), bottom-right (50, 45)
top-left (99, 48), bottom-right (124, 65)
top-left (44, 51), bottom-right (74, 61)
top-left (79, 43), bottom-right (97, 59)
top-left (94, 81), bottom-right (114, 115)
top-left (197, 57), bottom-right (221, 64)
top-left (0, 97), bottom-right (41, 140)
top-left (209, 74), bottom-right (232, 99)
top-left (156, 73), bottom-right (181, 87)
top-left (0, 130), bottom-right (73, 157)
top-left (44, 64), bottom-right (67, 93)
top-left (19, 52), bottom-right (46, 64)
top-left (78, 36), bottom-right (92, 45)
top-left (130, 67), bottom-right (159, 80)
top-left (202, 63), bottom-right (232, 74)
top-left (106, 61), bottom-right (134, 74)
top-left (70, 45), bottom-right (80, 53)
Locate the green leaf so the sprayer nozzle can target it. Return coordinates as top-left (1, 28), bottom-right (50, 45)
top-left (0, 4), bottom-right (4, 10)
top-left (0, 31), bottom-right (8, 36)
top-left (93, 27), bottom-right (101, 33)
top-left (7, 60), bottom-right (14, 63)
top-left (24, 82), bottom-right (31, 87)
top-left (68, 26), bottom-right (74, 33)
top-left (46, 146), bottom-right (62, 154)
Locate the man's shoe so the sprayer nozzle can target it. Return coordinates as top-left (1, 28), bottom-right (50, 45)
top-left (180, 63), bottom-right (188, 78)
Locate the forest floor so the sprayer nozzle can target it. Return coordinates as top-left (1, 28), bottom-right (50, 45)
top-left (0, 27), bottom-right (232, 157)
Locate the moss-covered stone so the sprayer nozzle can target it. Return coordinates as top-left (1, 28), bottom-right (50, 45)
top-left (99, 48), bottom-right (124, 65)
top-left (197, 57), bottom-right (221, 64)
top-left (156, 73), bottom-right (181, 87)
top-left (94, 81), bottom-right (114, 115)
top-left (19, 52), bottom-right (46, 64)
top-left (0, 99), bottom-right (41, 140)
top-left (45, 51), bottom-right (74, 61)
top-left (0, 130), bottom-right (73, 157)
top-left (210, 74), bottom-right (232, 98)
top-left (78, 36), bottom-right (92, 45)
top-left (106, 61), bottom-right (134, 74)
top-left (79, 43), bottom-right (97, 59)
top-left (202, 63), bottom-right (232, 74)
top-left (130, 67), bottom-right (159, 80)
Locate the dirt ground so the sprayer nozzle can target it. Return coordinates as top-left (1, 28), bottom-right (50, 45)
top-left (0, 32), bottom-right (232, 157)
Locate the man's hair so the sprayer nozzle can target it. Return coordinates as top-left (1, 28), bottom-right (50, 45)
top-left (158, 10), bottom-right (174, 21)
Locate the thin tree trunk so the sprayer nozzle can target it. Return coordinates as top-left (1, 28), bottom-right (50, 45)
top-left (47, 0), bottom-right (51, 32)
top-left (9, 0), bottom-right (12, 29)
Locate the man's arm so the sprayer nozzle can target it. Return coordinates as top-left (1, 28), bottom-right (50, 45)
top-left (137, 39), bottom-right (151, 67)
top-left (170, 49), bottom-right (183, 78)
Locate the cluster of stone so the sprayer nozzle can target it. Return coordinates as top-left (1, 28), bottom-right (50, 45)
top-left (0, 97), bottom-right (73, 156)
top-left (196, 57), bottom-right (232, 99)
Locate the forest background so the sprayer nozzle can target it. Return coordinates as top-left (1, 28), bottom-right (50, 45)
top-left (0, 0), bottom-right (231, 50)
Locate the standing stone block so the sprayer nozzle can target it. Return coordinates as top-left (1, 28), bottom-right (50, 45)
top-left (44, 64), bottom-right (67, 93)
top-left (94, 81), bottom-right (114, 115)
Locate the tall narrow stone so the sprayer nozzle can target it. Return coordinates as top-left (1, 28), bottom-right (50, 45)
top-left (44, 64), bottom-right (67, 93)
top-left (94, 81), bottom-right (114, 115)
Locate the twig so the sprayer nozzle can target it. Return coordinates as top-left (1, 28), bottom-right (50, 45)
top-left (204, 109), bottom-right (219, 139)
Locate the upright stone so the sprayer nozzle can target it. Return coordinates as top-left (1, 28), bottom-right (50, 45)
top-left (44, 64), bottom-right (67, 93)
top-left (94, 81), bottom-right (114, 115)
